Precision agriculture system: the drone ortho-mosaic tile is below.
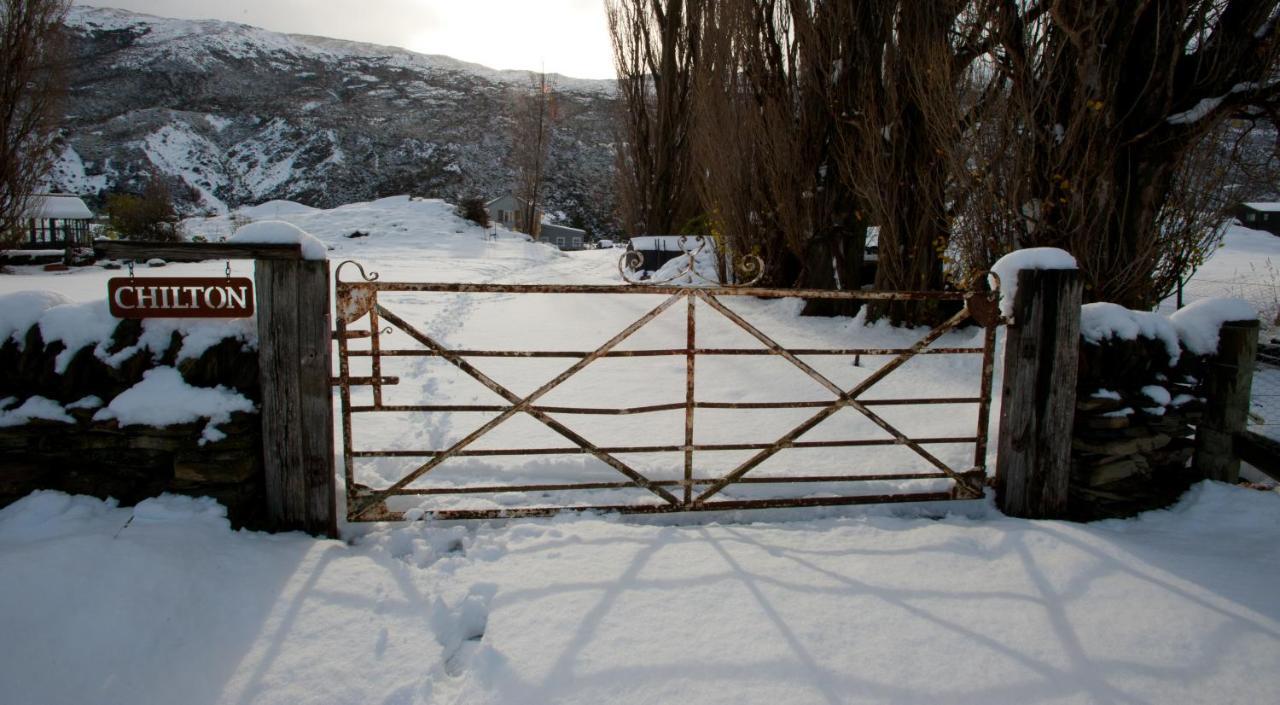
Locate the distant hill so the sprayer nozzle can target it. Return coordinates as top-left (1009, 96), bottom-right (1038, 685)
top-left (47, 6), bottom-right (621, 235)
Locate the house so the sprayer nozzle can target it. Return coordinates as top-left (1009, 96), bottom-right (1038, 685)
top-left (6, 194), bottom-right (95, 266)
top-left (1233, 202), bottom-right (1280, 235)
top-left (485, 193), bottom-right (543, 236)
top-left (540, 223), bottom-right (586, 251)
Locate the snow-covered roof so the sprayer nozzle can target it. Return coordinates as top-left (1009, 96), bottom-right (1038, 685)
top-left (25, 194), bottom-right (93, 220)
top-left (541, 223), bottom-right (585, 236)
top-left (1242, 202), bottom-right (1280, 212)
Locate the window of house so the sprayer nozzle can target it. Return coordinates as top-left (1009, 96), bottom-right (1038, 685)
top-left (1246, 212), bottom-right (1257, 222)
top-left (557, 237), bottom-right (565, 246)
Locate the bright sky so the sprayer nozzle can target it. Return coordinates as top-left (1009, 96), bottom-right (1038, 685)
top-left (80, 1), bottom-right (617, 79)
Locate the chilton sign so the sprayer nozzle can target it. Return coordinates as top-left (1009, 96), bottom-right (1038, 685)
top-left (107, 277), bottom-right (255, 319)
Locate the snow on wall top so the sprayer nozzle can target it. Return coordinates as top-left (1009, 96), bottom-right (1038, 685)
top-left (1169, 297), bottom-right (1257, 356)
top-left (229, 220), bottom-right (327, 260)
top-left (24, 194), bottom-right (93, 220)
top-left (93, 367), bottom-right (254, 445)
top-left (989, 247), bottom-right (1079, 318)
top-left (1242, 202), bottom-right (1280, 212)
top-left (0, 290), bottom-right (256, 373)
top-left (1080, 302), bottom-right (1181, 365)
top-left (0, 291), bottom-right (73, 346)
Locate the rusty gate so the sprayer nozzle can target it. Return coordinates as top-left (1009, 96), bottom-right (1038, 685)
top-left (333, 249), bottom-right (1002, 522)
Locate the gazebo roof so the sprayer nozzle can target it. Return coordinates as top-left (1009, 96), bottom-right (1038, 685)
top-left (26, 194), bottom-right (93, 220)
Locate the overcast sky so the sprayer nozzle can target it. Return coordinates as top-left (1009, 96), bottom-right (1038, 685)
top-left (79, 1), bottom-right (617, 79)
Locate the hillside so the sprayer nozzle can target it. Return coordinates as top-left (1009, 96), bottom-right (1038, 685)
top-left (45, 6), bottom-right (620, 234)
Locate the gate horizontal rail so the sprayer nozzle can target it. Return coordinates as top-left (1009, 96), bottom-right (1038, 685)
top-left (333, 259), bottom-right (1002, 522)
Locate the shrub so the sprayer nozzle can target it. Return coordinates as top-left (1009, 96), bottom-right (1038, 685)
top-left (456, 196), bottom-right (490, 228)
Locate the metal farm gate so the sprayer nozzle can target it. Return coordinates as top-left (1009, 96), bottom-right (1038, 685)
top-left (333, 250), bottom-right (1002, 522)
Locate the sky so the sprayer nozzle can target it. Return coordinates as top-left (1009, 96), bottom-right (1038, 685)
top-left (77, 1), bottom-right (618, 79)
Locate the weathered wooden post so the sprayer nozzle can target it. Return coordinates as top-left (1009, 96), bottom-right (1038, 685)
top-left (256, 257), bottom-right (337, 537)
top-left (995, 268), bottom-right (1083, 519)
top-left (1192, 320), bottom-right (1259, 484)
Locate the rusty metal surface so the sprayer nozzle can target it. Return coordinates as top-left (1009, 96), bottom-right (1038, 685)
top-left (333, 259), bottom-right (1003, 522)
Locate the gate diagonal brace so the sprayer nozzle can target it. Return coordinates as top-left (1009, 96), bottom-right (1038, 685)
top-left (693, 291), bottom-right (978, 503)
top-left (349, 294), bottom-right (685, 519)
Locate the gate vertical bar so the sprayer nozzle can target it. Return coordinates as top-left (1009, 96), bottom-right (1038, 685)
top-left (335, 299), bottom-right (356, 515)
top-left (368, 305), bottom-right (384, 408)
top-left (684, 292), bottom-right (696, 504)
top-left (973, 322), bottom-right (999, 470)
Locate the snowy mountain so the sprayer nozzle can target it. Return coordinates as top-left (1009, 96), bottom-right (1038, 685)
top-left (47, 6), bottom-right (621, 234)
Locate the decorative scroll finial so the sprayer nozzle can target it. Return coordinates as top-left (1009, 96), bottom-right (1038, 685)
top-left (335, 260), bottom-right (380, 283)
top-left (619, 236), bottom-right (765, 287)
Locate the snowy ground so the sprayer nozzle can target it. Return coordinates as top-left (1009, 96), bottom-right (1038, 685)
top-left (2, 199), bottom-right (1279, 704)
top-left (1166, 224), bottom-right (1280, 440)
top-left (2, 483), bottom-right (1278, 705)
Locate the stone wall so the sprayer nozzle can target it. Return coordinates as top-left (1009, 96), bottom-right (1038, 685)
top-left (1071, 330), bottom-right (1208, 520)
top-left (0, 316), bottom-right (264, 528)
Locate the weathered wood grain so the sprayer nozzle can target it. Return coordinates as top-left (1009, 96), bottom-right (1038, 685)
top-left (1193, 320), bottom-right (1259, 483)
top-left (995, 268), bottom-right (1082, 519)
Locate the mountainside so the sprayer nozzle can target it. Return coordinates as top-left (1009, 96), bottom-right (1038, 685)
top-left (47, 6), bottom-right (621, 234)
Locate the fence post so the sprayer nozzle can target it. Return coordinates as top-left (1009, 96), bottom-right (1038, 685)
top-left (1192, 320), bottom-right (1258, 484)
top-left (256, 258), bottom-right (337, 537)
top-left (995, 268), bottom-right (1083, 519)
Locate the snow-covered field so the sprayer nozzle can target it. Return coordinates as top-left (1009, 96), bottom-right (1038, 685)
top-left (2, 198), bottom-right (1279, 704)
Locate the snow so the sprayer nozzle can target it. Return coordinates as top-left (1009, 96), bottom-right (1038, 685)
top-left (0, 396), bottom-right (74, 427)
top-left (4, 195), bottom-right (1280, 703)
top-left (1141, 385), bottom-right (1172, 406)
top-left (1080, 302), bottom-right (1182, 364)
top-left (92, 367), bottom-right (255, 444)
top-left (37, 299), bottom-right (120, 373)
top-left (2, 482), bottom-right (1280, 704)
top-left (1243, 202), bottom-right (1280, 212)
top-left (1169, 298), bottom-right (1257, 356)
top-left (989, 247), bottom-right (1079, 318)
top-left (229, 220), bottom-right (328, 260)
top-left (66, 395), bottom-right (103, 410)
top-left (0, 290), bottom-right (71, 346)
top-left (22, 194), bottom-right (93, 220)
top-left (1091, 389), bottom-right (1121, 400)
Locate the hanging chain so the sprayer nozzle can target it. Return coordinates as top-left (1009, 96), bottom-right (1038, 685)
top-left (127, 260), bottom-right (134, 280)
top-left (225, 260), bottom-right (231, 278)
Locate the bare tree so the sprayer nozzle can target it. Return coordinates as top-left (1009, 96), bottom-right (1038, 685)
top-left (0, 0), bottom-right (69, 248)
top-left (607, 0), bottom-right (703, 237)
top-left (508, 72), bottom-right (556, 238)
top-left (689, 0), bottom-right (869, 311)
top-left (968, 0), bottom-right (1280, 309)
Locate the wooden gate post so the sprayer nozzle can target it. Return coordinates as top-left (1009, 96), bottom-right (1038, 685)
top-left (995, 268), bottom-right (1083, 519)
top-left (1192, 320), bottom-right (1259, 484)
top-left (256, 258), bottom-right (337, 537)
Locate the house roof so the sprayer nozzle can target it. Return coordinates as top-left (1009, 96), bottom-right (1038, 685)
top-left (541, 223), bottom-right (585, 236)
top-left (1243, 202), bottom-right (1280, 212)
top-left (486, 193), bottom-right (529, 208)
top-left (25, 194), bottom-right (93, 220)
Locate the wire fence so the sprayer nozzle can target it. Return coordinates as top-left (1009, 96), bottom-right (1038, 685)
top-left (1250, 359), bottom-right (1280, 442)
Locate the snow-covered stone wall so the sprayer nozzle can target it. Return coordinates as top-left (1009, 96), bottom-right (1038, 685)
top-left (0, 293), bottom-right (265, 527)
top-left (1070, 298), bottom-right (1256, 519)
